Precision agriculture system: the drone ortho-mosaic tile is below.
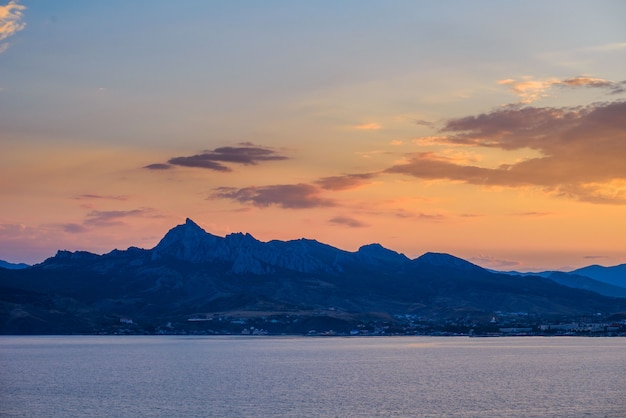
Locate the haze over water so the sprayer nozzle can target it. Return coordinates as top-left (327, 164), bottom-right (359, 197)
top-left (1, 336), bottom-right (625, 417)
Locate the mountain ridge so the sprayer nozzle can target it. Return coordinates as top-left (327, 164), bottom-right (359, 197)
top-left (2, 219), bottom-right (625, 335)
top-left (571, 264), bottom-right (626, 289)
top-left (0, 260), bottom-right (30, 270)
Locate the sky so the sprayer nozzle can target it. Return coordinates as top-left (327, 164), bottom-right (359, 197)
top-left (1, 0), bottom-right (626, 271)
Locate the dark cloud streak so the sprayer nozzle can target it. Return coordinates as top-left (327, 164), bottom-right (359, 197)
top-left (212, 184), bottom-right (334, 209)
top-left (143, 163), bottom-right (172, 170)
top-left (328, 216), bottom-right (369, 228)
top-left (75, 194), bottom-right (129, 201)
top-left (163, 146), bottom-right (288, 172)
top-left (168, 155), bottom-right (231, 171)
top-left (315, 173), bottom-right (376, 190)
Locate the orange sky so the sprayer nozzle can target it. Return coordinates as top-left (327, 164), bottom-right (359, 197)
top-left (1, 1), bottom-right (626, 271)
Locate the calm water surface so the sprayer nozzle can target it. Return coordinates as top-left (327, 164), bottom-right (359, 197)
top-left (1, 336), bottom-right (625, 417)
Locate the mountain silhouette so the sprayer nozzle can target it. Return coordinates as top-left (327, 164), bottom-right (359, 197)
top-left (1, 219), bottom-right (625, 334)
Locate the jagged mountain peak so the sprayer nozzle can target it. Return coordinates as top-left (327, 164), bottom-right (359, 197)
top-left (174, 218), bottom-right (213, 235)
top-left (225, 231), bottom-right (258, 242)
top-left (38, 250), bottom-right (100, 268)
top-left (184, 217), bottom-right (203, 229)
top-left (54, 250), bottom-right (98, 259)
top-left (157, 218), bottom-right (210, 242)
top-left (359, 243), bottom-right (385, 251)
top-left (148, 219), bottom-right (491, 275)
top-left (151, 218), bottom-right (220, 263)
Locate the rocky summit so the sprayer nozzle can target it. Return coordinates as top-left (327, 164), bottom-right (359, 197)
top-left (1, 219), bottom-right (625, 335)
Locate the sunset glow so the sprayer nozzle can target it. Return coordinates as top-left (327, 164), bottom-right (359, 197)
top-left (1, 1), bottom-right (625, 271)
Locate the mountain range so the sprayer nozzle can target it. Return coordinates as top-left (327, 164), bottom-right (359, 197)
top-left (0, 260), bottom-right (29, 270)
top-left (1, 218), bottom-right (625, 334)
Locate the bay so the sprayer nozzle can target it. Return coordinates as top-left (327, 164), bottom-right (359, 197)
top-left (1, 336), bottom-right (625, 417)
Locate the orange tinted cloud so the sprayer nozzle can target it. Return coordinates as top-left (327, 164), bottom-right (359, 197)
top-left (498, 76), bottom-right (625, 103)
top-left (0, 0), bottom-right (25, 52)
top-left (84, 209), bottom-right (156, 227)
top-left (387, 101), bottom-right (626, 204)
top-left (315, 173), bottom-right (376, 191)
top-left (498, 78), bottom-right (552, 103)
top-left (352, 123), bottom-right (381, 130)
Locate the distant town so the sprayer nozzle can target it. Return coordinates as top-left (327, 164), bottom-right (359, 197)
top-left (100, 310), bottom-right (626, 337)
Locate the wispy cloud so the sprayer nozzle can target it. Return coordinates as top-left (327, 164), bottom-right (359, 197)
top-left (62, 223), bottom-right (88, 234)
top-left (412, 136), bottom-right (451, 146)
top-left (583, 255), bottom-right (609, 260)
top-left (75, 194), bottom-right (129, 201)
top-left (352, 123), bottom-right (381, 130)
top-left (396, 211), bottom-right (447, 222)
top-left (146, 144), bottom-right (288, 172)
top-left (414, 119), bottom-right (434, 127)
top-left (498, 75), bottom-right (626, 103)
top-left (0, 0), bottom-right (26, 53)
top-left (328, 216), bottom-right (369, 228)
top-left (59, 208), bottom-right (160, 233)
top-left (84, 208), bottom-right (154, 226)
top-left (143, 163), bottom-right (172, 170)
top-left (212, 184), bottom-right (334, 209)
top-left (580, 42), bottom-right (626, 52)
top-left (315, 173), bottom-right (377, 191)
top-left (469, 255), bottom-right (520, 270)
top-left (386, 100), bottom-right (626, 204)
top-left (511, 211), bottom-right (553, 217)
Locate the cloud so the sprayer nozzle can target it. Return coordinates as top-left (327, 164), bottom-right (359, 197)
top-left (212, 184), bottom-right (334, 209)
top-left (328, 216), bottom-right (369, 228)
top-left (412, 136), bottom-right (451, 146)
top-left (398, 211), bottom-right (447, 221)
top-left (352, 123), bottom-right (381, 130)
top-left (555, 76), bottom-right (626, 95)
top-left (386, 152), bottom-right (490, 183)
top-left (583, 255), bottom-right (609, 260)
top-left (62, 223), bottom-right (88, 234)
top-left (159, 145), bottom-right (288, 172)
top-left (511, 212), bottom-right (553, 217)
top-left (388, 208), bottom-right (447, 221)
top-left (386, 101), bottom-right (626, 204)
top-left (497, 78), bottom-right (555, 103)
top-left (169, 155), bottom-right (231, 171)
top-left (498, 76), bottom-right (626, 103)
top-left (469, 255), bottom-right (520, 270)
top-left (580, 42), bottom-right (626, 52)
top-left (0, 0), bottom-right (26, 53)
top-left (315, 173), bottom-right (377, 191)
top-left (143, 163), bottom-right (172, 170)
top-left (84, 209), bottom-right (153, 226)
top-left (75, 194), bottom-right (129, 201)
top-left (458, 213), bottom-right (483, 218)
top-left (0, 222), bottom-right (27, 235)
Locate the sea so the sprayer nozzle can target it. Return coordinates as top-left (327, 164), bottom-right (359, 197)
top-left (1, 336), bottom-right (624, 417)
